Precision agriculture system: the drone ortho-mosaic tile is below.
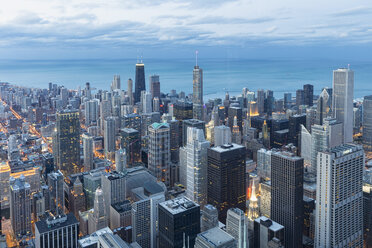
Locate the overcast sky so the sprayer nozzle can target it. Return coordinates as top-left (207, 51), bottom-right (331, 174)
top-left (1, 0), bottom-right (372, 59)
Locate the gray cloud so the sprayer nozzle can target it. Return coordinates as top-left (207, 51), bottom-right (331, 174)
top-left (331, 6), bottom-right (372, 17)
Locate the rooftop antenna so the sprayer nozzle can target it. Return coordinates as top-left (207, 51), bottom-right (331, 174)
top-left (195, 50), bottom-right (199, 66)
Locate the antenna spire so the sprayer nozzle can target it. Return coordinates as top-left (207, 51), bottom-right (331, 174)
top-left (195, 50), bottom-right (199, 66)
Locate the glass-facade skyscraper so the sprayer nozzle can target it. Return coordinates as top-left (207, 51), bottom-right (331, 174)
top-left (134, 62), bottom-right (146, 104)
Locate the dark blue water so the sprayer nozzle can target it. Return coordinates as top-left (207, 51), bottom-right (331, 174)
top-left (0, 58), bottom-right (371, 99)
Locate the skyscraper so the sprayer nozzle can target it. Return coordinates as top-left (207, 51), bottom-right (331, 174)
top-left (48, 170), bottom-right (65, 215)
top-left (185, 127), bottom-right (210, 207)
top-left (101, 171), bottom-right (126, 224)
top-left (141, 91), bottom-right (152, 113)
top-left (53, 108), bottom-right (80, 176)
top-left (363, 95), bottom-right (372, 151)
top-left (193, 60), bottom-right (203, 120)
top-left (201, 204), bottom-right (219, 232)
top-left (115, 148), bottom-right (126, 173)
top-left (150, 75), bottom-right (160, 100)
top-left (257, 89), bottom-right (265, 115)
top-left (228, 106), bottom-right (243, 133)
top-left (148, 122), bottom-right (171, 186)
top-left (111, 74), bottom-right (121, 91)
top-left (315, 88), bottom-right (332, 125)
top-left (104, 117), bottom-right (116, 157)
top-left (10, 176), bottom-right (32, 239)
top-left (127, 78), bottom-right (134, 105)
top-left (309, 118), bottom-right (343, 175)
top-left (182, 119), bottom-right (205, 147)
top-left (253, 216), bottom-right (284, 248)
top-left (332, 68), bottom-right (354, 143)
top-left (195, 227), bottom-right (236, 248)
top-left (226, 208), bottom-right (248, 248)
top-left (208, 144), bottom-right (246, 223)
top-left (88, 187), bottom-right (108, 234)
top-left (315, 144), bottom-right (364, 247)
top-left (159, 197), bottom-right (200, 248)
top-left (120, 128), bottom-right (141, 167)
top-left (35, 213), bottom-right (79, 248)
top-left (271, 152), bottom-right (303, 248)
top-left (296, 89), bottom-right (304, 108)
top-left (214, 125), bottom-right (232, 146)
top-left (83, 133), bottom-right (94, 172)
top-left (134, 62), bottom-right (146, 104)
top-left (85, 99), bottom-right (99, 126)
top-left (303, 84), bottom-right (314, 106)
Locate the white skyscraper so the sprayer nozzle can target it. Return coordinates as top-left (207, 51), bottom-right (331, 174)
top-left (214, 125), bottom-right (232, 146)
top-left (83, 133), bottom-right (94, 172)
top-left (115, 148), bottom-right (127, 173)
top-left (315, 144), bottom-right (364, 247)
top-left (185, 127), bottom-right (210, 207)
top-left (85, 99), bottom-right (99, 126)
top-left (88, 187), bottom-right (108, 234)
top-left (226, 208), bottom-right (248, 248)
top-left (257, 148), bottom-right (272, 179)
top-left (148, 122), bottom-right (171, 186)
top-left (111, 75), bottom-right (121, 91)
top-left (141, 91), bottom-right (152, 113)
top-left (332, 68), bottom-right (354, 143)
top-left (309, 118), bottom-right (343, 175)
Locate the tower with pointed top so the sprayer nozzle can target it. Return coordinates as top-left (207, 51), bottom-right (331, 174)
top-left (193, 51), bottom-right (203, 120)
top-left (248, 181), bottom-right (259, 225)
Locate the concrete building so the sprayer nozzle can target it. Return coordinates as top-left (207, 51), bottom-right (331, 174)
top-left (315, 144), bottom-right (364, 247)
top-left (332, 68), bottom-right (354, 143)
top-left (214, 125), bottom-right (232, 147)
top-left (185, 127), bottom-right (210, 207)
top-left (10, 176), bottom-right (32, 239)
top-left (83, 134), bottom-right (94, 172)
top-left (88, 187), bottom-right (108, 234)
top-left (226, 208), bottom-right (248, 248)
top-left (253, 216), bottom-right (284, 248)
top-left (148, 122), bottom-right (170, 186)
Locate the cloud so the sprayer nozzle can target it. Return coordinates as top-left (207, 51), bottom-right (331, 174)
top-left (0, 0), bottom-right (371, 57)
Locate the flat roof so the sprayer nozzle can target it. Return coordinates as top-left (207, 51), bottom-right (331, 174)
top-left (197, 227), bottom-right (235, 246)
top-left (159, 197), bottom-right (199, 215)
top-left (211, 143), bottom-right (245, 153)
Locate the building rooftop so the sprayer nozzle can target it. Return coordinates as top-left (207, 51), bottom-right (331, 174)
top-left (159, 197), bottom-right (199, 215)
top-left (254, 216), bottom-right (284, 232)
top-left (327, 143), bottom-right (363, 157)
top-left (35, 213), bottom-right (78, 234)
top-left (197, 227), bottom-right (235, 246)
top-left (211, 143), bottom-right (245, 153)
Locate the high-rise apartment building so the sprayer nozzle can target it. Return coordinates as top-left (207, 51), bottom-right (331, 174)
top-left (83, 133), bottom-right (94, 172)
top-left (141, 91), bottom-right (152, 113)
top-left (134, 62), bottom-right (146, 104)
top-left (332, 68), bottom-right (354, 143)
top-left (315, 144), bottom-right (364, 247)
top-left (271, 152), bottom-right (303, 248)
top-left (53, 108), bottom-right (80, 176)
top-left (201, 204), bottom-right (219, 232)
top-left (193, 63), bottom-right (203, 120)
top-left (10, 176), bottom-right (32, 238)
top-left (150, 75), bottom-right (160, 100)
top-left (127, 78), bottom-right (134, 105)
top-left (208, 144), bottom-right (246, 223)
top-left (85, 99), bottom-right (99, 126)
top-left (104, 116), bottom-right (116, 157)
top-left (185, 127), bottom-right (210, 207)
top-left (363, 95), bottom-right (372, 151)
top-left (120, 128), bottom-right (141, 167)
top-left (303, 84), bottom-right (314, 106)
top-left (257, 89), bottom-right (265, 114)
top-left (296, 89), bottom-right (304, 108)
top-left (182, 119), bottom-right (205, 147)
top-left (148, 122), bottom-right (171, 186)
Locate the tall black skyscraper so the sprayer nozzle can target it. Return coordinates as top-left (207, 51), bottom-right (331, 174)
top-left (303, 84), bottom-right (314, 106)
top-left (207, 144), bottom-right (246, 223)
top-left (159, 197), bottom-right (200, 248)
top-left (296, 89), bottom-right (304, 108)
top-left (53, 108), bottom-right (81, 176)
top-left (288, 114), bottom-right (306, 147)
top-left (134, 62), bottom-right (145, 103)
top-left (227, 106), bottom-right (242, 132)
top-left (271, 151), bottom-right (303, 248)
